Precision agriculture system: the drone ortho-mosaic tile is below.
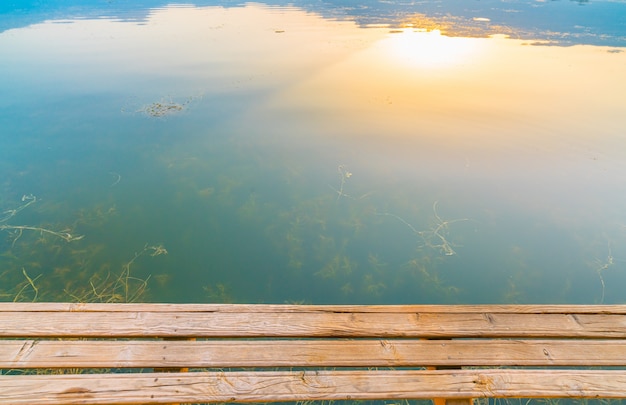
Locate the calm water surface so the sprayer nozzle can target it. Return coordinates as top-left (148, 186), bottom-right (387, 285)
top-left (1, 0), bottom-right (625, 304)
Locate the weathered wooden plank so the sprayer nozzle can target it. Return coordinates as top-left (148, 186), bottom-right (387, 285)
top-left (2, 304), bottom-right (626, 404)
top-left (2, 369), bottom-right (626, 405)
top-left (2, 311), bottom-right (625, 338)
top-left (2, 303), bottom-right (626, 314)
top-left (3, 339), bottom-right (626, 368)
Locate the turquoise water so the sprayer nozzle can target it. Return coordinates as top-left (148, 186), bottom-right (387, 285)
top-left (1, 0), bottom-right (625, 304)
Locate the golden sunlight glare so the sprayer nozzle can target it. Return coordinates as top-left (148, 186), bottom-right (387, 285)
top-left (386, 28), bottom-right (481, 68)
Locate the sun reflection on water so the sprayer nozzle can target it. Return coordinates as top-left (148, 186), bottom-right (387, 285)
top-left (386, 28), bottom-right (484, 69)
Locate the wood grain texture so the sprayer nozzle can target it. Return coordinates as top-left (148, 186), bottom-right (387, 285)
top-left (2, 302), bottom-right (626, 313)
top-left (2, 311), bottom-right (626, 338)
top-left (3, 339), bottom-right (626, 368)
top-left (2, 369), bottom-right (626, 405)
top-left (3, 304), bottom-right (626, 404)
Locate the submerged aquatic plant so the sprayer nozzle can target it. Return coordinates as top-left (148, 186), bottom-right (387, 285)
top-left (331, 164), bottom-right (353, 201)
top-left (1, 194), bottom-right (84, 245)
top-left (122, 94), bottom-right (202, 118)
top-left (9, 268), bottom-right (42, 302)
top-left (592, 239), bottom-right (615, 304)
top-left (419, 201), bottom-right (470, 256)
top-left (377, 200), bottom-right (471, 257)
top-left (65, 243), bottom-right (166, 303)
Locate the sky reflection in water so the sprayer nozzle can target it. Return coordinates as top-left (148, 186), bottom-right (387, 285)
top-left (0, 2), bottom-right (625, 304)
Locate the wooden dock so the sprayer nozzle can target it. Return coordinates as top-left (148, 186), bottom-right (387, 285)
top-left (2, 303), bottom-right (626, 404)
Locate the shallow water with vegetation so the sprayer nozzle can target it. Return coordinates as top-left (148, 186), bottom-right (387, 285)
top-left (1, 0), bottom-right (625, 306)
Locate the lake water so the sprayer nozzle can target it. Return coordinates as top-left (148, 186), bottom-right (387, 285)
top-left (1, 0), bottom-right (625, 305)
